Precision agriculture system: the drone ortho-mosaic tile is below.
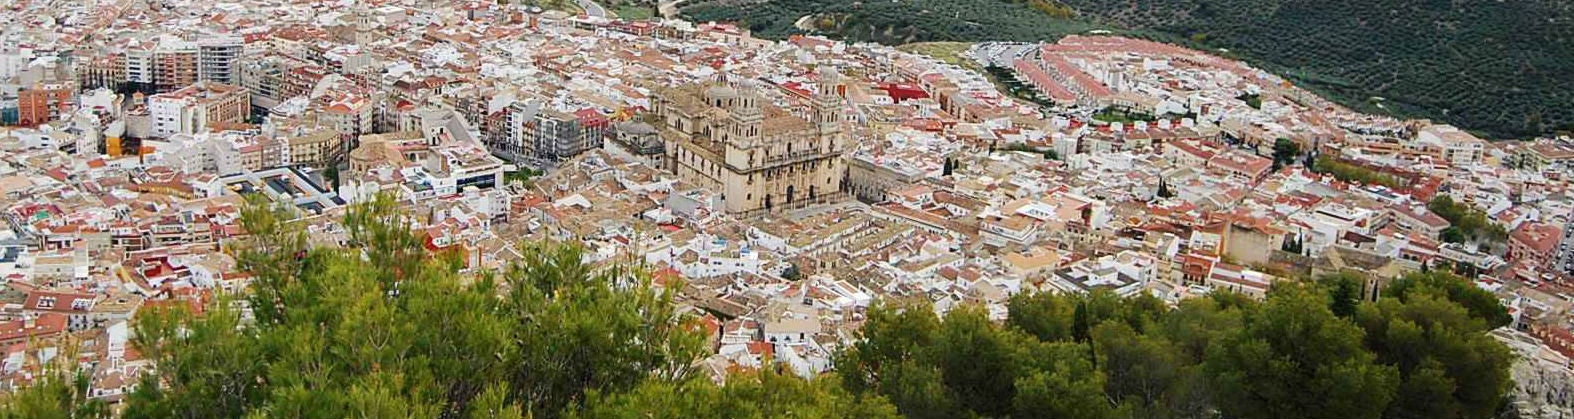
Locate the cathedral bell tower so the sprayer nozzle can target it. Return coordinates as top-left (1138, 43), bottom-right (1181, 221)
top-left (729, 80), bottom-right (764, 147)
top-left (812, 66), bottom-right (842, 139)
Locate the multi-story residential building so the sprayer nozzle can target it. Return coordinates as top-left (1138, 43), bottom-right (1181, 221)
top-left (1388, 204), bottom-right (1450, 238)
top-left (495, 99), bottom-right (541, 163)
top-left (198, 36), bottom-right (245, 85)
top-left (0, 46), bottom-right (32, 81)
top-left (321, 93), bottom-right (375, 150)
top-left (1523, 141), bottom-right (1574, 171)
top-left (532, 109), bottom-right (583, 162)
top-left (1509, 222), bottom-right (1562, 270)
top-left (575, 108), bottom-right (609, 154)
top-left (1207, 151), bottom-right (1274, 184)
top-left (651, 68), bottom-right (849, 216)
top-left (153, 38), bottom-right (199, 93)
top-left (148, 82), bottom-right (250, 137)
top-left (280, 64), bottom-right (327, 101)
top-left (75, 55), bottom-right (123, 90)
top-left (1413, 123), bottom-right (1486, 166)
top-left (283, 128), bottom-right (342, 168)
top-left (238, 55), bottom-right (298, 109)
top-left (15, 81), bottom-right (74, 127)
top-left (122, 42), bottom-right (154, 89)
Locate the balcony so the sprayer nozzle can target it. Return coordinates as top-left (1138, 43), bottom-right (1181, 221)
top-left (759, 149), bottom-right (835, 167)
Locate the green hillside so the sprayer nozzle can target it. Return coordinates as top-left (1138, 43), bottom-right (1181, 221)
top-left (680, 0), bottom-right (1097, 44)
top-left (681, 0), bottom-right (1574, 139)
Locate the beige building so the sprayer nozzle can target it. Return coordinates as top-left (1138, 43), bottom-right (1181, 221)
top-left (148, 82), bottom-right (250, 138)
top-left (652, 69), bottom-right (848, 216)
top-left (286, 128), bottom-right (343, 167)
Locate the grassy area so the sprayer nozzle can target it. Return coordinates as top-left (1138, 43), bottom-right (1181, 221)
top-left (612, 4), bottom-right (656, 20)
top-left (897, 42), bottom-right (978, 71)
top-left (505, 168), bottom-right (544, 186)
top-left (984, 66), bottom-right (1057, 109)
top-left (899, 42), bottom-right (1051, 109)
top-left (1237, 93), bottom-right (1262, 109)
top-left (529, 0), bottom-right (582, 14)
top-left (1312, 156), bottom-right (1401, 189)
top-left (1092, 107), bottom-right (1156, 124)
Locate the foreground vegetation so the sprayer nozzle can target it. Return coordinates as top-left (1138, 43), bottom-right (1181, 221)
top-left (682, 0), bottom-right (1574, 139)
top-left (839, 271), bottom-right (1514, 419)
top-left (0, 196), bottom-right (1516, 419)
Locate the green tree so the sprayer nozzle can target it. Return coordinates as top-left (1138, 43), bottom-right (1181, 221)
top-left (573, 368), bottom-right (900, 419)
top-left (0, 347), bottom-right (108, 419)
top-left (125, 297), bottom-right (267, 419)
top-left (123, 194), bottom-right (707, 419)
top-left (1271, 138), bottom-right (1300, 171)
top-left (1428, 196), bottom-right (1507, 244)
top-left (1204, 285), bottom-right (1399, 419)
top-left (1007, 291), bottom-right (1077, 342)
top-left (1384, 271), bottom-right (1511, 329)
top-left (1092, 322), bottom-right (1188, 418)
top-left (503, 243), bottom-right (708, 416)
top-left (1071, 300), bottom-right (1092, 344)
top-left (935, 306), bottom-right (1019, 417)
top-left (1012, 344), bottom-right (1119, 419)
top-left (1356, 290), bottom-right (1514, 419)
top-left (1321, 271), bottom-right (1365, 318)
top-left (1440, 227), bottom-right (1467, 244)
top-left (837, 277), bottom-right (1512, 419)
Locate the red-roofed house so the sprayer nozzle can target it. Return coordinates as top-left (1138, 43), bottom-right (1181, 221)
top-left (0, 313), bottom-right (68, 346)
top-left (1509, 222), bottom-right (1562, 269)
top-left (22, 291), bottom-right (96, 331)
top-left (1208, 152), bottom-right (1273, 183)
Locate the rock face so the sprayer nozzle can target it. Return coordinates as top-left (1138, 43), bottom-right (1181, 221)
top-left (1497, 329), bottom-right (1574, 418)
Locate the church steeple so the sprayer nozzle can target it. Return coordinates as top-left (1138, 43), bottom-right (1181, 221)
top-left (812, 66), bottom-right (842, 137)
top-left (730, 80), bottom-right (763, 145)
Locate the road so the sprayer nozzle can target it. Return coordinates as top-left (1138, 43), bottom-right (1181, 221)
top-left (577, 0), bottom-right (609, 18)
top-left (657, 0), bottom-right (689, 19)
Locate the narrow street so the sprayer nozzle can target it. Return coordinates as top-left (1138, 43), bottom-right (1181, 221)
top-left (577, 0), bottom-right (609, 17)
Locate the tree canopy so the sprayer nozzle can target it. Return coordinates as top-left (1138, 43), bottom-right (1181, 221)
top-left (836, 272), bottom-right (1514, 419)
top-left (46, 194), bottom-right (892, 419)
top-left (1428, 195), bottom-right (1509, 244)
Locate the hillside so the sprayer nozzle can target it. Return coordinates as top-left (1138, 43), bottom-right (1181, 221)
top-left (680, 0), bottom-right (1097, 44)
top-left (680, 0), bottom-right (1574, 138)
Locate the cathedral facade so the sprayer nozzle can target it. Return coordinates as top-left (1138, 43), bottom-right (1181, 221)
top-left (651, 69), bottom-right (848, 217)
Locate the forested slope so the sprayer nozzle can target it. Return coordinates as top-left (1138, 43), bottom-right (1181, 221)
top-left (681, 0), bottom-right (1574, 138)
top-left (680, 0), bottom-right (1094, 44)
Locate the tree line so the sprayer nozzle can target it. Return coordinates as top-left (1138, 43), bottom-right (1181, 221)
top-left (837, 271), bottom-right (1515, 419)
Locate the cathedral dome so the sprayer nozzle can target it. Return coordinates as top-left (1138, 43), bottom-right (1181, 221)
top-left (704, 84), bottom-right (739, 104)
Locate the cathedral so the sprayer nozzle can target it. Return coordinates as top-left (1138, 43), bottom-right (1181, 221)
top-left (650, 68), bottom-right (848, 217)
